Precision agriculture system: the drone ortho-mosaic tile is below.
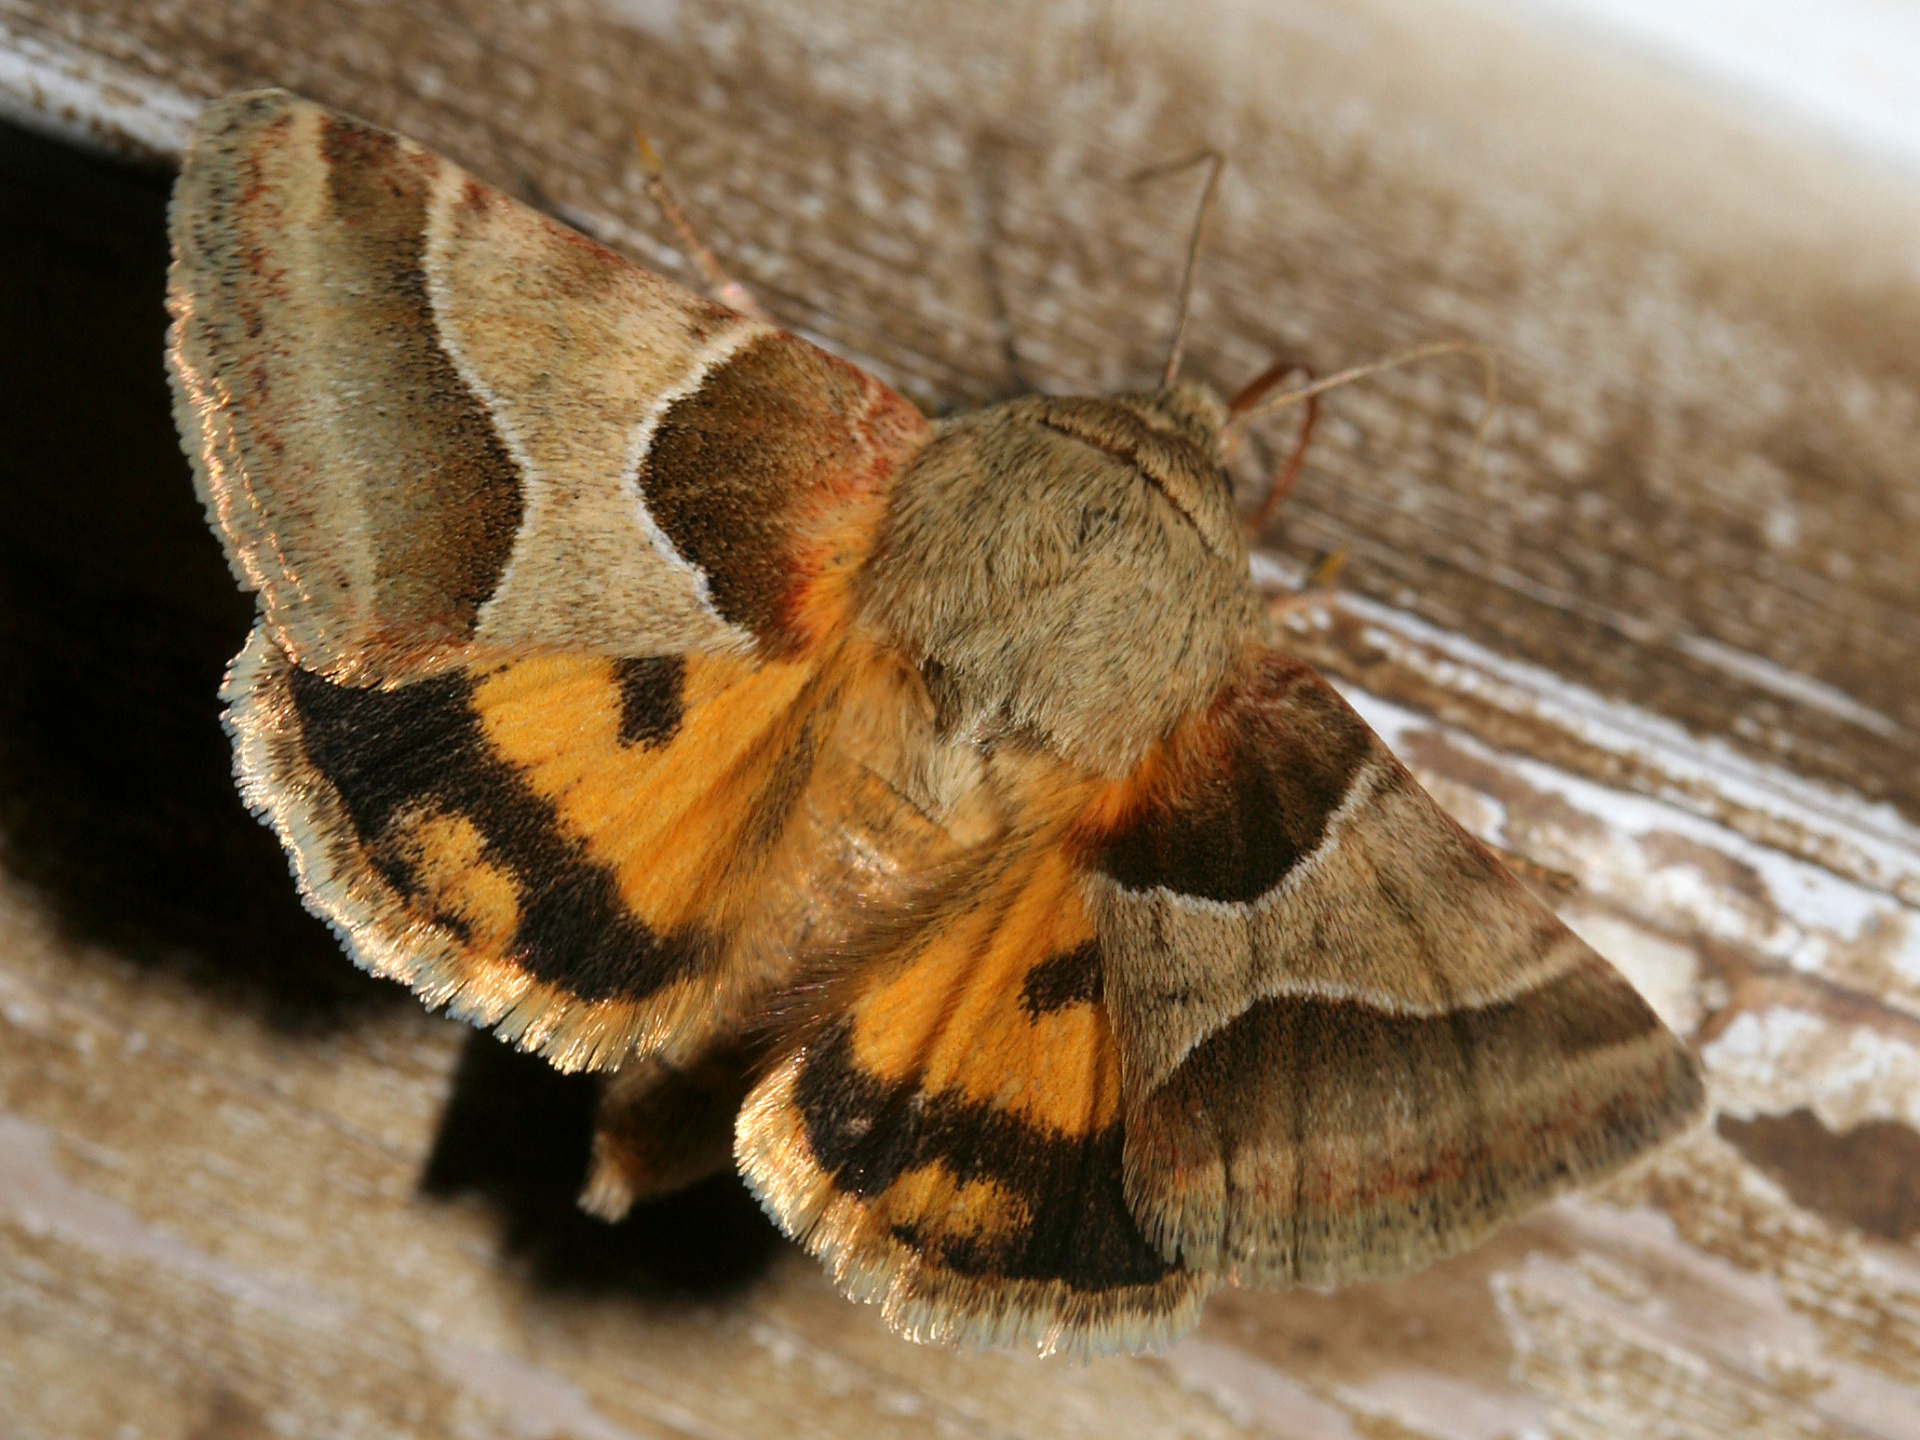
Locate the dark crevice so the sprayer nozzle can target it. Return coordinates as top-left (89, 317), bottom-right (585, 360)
top-left (0, 116), bottom-right (388, 1029)
top-left (422, 1031), bottom-right (784, 1296)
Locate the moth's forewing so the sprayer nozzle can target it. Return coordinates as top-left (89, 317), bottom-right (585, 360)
top-left (1085, 649), bottom-right (1705, 1283)
top-left (173, 92), bottom-right (926, 681)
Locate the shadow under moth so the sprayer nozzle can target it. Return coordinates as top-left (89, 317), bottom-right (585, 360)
top-left (166, 89), bottom-right (1703, 1356)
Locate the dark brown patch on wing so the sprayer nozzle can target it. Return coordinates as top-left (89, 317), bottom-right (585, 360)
top-left (285, 663), bottom-right (715, 1003)
top-left (1096, 651), bottom-right (1374, 903)
top-left (1019, 940), bottom-right (1102, 1017)
top-left (639, 334), bottom-right (881, 644)
top-left (794, 1021), bottom-right (1177, 1294)
top-left (315, 112), bottom-right (523, 640)
top-left (612, 655), bottom-right (685, 748)
top-left (1127, 955), bottom-right (1702, 1281)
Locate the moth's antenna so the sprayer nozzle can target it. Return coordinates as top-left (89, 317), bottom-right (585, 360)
top-left (1131, 148), bottom-right (1223, 388)
top-left (1226, 340), bottom-right (1499, 464)
top-left (632, 127), bottom-right (771, 322)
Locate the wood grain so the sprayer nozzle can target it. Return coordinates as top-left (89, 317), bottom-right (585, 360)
top-left (1, 2), bottom-right (1917, 1436)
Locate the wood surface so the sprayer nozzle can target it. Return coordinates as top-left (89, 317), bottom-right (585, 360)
top-left (1, 1), bottom-right (1917, 1436)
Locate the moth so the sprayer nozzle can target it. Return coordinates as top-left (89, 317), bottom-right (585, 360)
top-left (167, 89), bottom-right (1703, 1356)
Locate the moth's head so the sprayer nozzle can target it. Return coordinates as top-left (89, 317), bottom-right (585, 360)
top-left (858, 379), bottom-right (1265, 777)
top-left (1030, 380), bottom-right (1244, 569)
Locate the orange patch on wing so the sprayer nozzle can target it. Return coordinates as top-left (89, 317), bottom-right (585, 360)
top-left (781, 487), bottom-right (889, 649)
top-left (881, 1164), bottom-right (1034, 1250)
top-left (1067, 745), bottom-right (1177, 849)
top-left (847, 845), bottom-right (1122, 1136)
top-left (775, 366), bottom-right (928, 652)
top-left (470, 650), bottom-right (819, 932)
top-left (380, 804), bottom-right (521, 950)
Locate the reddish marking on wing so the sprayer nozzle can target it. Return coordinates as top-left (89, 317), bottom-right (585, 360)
top-left (778, 373), bottom-right (932, 650)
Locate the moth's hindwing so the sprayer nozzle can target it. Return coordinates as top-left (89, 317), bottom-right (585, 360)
top-left (736, 838), bottom-right (1209, 1357)
top-left (226, 620), bottom-right (998, 1073)
top-left (226, 631), bottom-right (859, 1068)
top-left (168, 89), bottom-right (928, 682)
top-left (1085, 647), bottom-right (1705, 1285)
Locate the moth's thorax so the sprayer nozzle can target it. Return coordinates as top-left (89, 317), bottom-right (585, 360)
top-left (856, 382), bottom-right (1267, 777)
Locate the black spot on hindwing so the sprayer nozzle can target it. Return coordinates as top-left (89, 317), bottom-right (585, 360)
top-left (286, 664), bottom-right (711, 1002)
top-left (1019, 940), bottom-right (1102, 1017)
top-left (613, 655), bottom-right (685, 748)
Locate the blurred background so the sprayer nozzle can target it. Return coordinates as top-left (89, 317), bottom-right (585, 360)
top-left (1, 2), bottom-right (1917, 1437)
top-left (1494, 0), bottom-right (1920, 173)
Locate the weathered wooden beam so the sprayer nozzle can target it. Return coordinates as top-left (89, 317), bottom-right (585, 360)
top-left (2, 3), bottom-right (1916, 1437)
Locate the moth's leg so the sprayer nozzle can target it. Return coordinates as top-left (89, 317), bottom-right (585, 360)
top-left (1242, 354), bottom-right (1335, 622)
top-left (633, 128), bottom-right (770, 321)
top-left (580, 1040), bottom-right (765, 1219)
top-left (1264, 547), bottom-right (1346, 626)
top-left (1239, 362), bottom-right (1319, 541)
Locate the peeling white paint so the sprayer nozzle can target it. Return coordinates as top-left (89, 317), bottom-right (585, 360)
top-left (1674, 632), bottom-right (1902, 740)
top-left (1252, 567), bottom-right (1920, 908)
top-left (1707, 1008), bottom-right (1920, 1133)
top-left (1496, 1194), bottom-right (1920, 1440)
